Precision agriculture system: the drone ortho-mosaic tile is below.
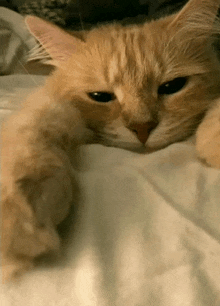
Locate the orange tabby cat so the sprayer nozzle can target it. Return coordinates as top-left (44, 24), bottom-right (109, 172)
top-left (2, 0), bottom-right (220, 282)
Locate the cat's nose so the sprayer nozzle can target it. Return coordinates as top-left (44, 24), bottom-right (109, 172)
top-left (129, 121), bottom-right (157, 144)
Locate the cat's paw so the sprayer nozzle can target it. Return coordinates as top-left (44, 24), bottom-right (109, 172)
top-left (196, 101), bottom-right (220, 168)
top-left (1, 222), bottom-right (59, 284)
top-left (1, 155), bottom-right (75, 282)
top-left (2, 254), bottom-right (34, 284)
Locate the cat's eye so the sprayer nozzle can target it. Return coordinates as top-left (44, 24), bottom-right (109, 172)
top-left (158, 77), bottom-right (188, 95)
top-left (88, 92), bottom-right (116, 103)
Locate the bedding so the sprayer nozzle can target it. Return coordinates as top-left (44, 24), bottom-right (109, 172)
top-left (1, 7), bottom-right (220, 306)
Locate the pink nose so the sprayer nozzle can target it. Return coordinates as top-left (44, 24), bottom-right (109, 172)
top-left (129, 121), bottom-right (157, 144)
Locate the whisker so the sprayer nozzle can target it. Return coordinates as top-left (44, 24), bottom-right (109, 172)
top-left (28, 43), bottom-right (52, 64)
top-left (14, 54), bottom-right (40, 87)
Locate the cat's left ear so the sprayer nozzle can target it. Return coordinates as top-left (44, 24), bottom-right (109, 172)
top-left (25, 16), bottom-right (85, 66)
top-left (169, 0), bottom-right (220, 40)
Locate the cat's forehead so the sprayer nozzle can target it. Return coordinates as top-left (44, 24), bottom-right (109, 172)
top-left (65, 18), bottom-right (212, 94)
top-left (84, 23), bottom-right (166, 86)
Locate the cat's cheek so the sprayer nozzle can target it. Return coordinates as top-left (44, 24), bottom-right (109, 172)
top-left (146, 126), bottom-right (174, 150)
top-left (103, 134), bottom-right (143, 150)
top-left (196, 101), bottom-right (220, 168)
top-left (146, 115), bottom-right (196, 151)
top-left (101, 120), bottom-right (144, 150)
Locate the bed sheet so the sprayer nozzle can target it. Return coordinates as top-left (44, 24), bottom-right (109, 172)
top-left (1, 7), bottom-right (220, 306)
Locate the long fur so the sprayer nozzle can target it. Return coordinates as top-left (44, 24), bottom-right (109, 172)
top-left (2, 0), bottom-right (220, 282)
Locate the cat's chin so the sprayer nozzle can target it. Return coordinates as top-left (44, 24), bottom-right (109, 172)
top-left (95, 136), bottom-right (166, 153)
top-left (100, 134), bottom-right (169, 153)
top-left (99, 139), bottom-right (148, 153)
top-left (146, 133), bottom-right (189, 151)
top-left (117, 144), bottom-right (149, 153)
top-left (146, 137), bottom-right (177, 152)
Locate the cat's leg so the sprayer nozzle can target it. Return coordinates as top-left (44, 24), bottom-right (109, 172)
top-left (1, 134), bottom-right (74, 283)
top-left (1, 91), bottom-right (88, 282)
top-left (196, 99), bottom-right (220, 168)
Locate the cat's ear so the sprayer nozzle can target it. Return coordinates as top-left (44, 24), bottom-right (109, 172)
top-left (25, 16), bottom-right (84, 66)
top-left (169, 0), bottom-right (220, 40)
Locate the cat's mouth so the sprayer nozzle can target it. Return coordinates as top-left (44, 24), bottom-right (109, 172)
top-left (87, 127), bottom-right (148, 153)
top-left (145, 112), bottom-right (206, 150)
top-left (86, 124), bottom-right (181, 153)
top-left (85, 110), bottom-right (204, 153)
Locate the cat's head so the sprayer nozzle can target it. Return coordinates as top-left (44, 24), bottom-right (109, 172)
top-left (25, 0), bottom-right (220, 151)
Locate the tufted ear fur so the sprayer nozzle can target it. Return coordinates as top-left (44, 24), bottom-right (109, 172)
top-left (25, 16), bottom-right (85, 66)
top-left (168, 0), bottom-right (220, 41)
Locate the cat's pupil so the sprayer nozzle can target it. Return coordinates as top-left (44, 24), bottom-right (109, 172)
top-left (158, 77), bottom-right (188, 95)
top-left (88, 92), bottom-right (116, 102)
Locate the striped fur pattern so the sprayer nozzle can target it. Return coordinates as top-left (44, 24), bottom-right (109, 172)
top-left (2, 0), bottom-right (220, 282)
top-left (28, 0), bottom-right (220, 151)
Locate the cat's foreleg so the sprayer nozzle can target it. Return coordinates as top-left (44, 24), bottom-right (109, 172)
top-left (1, 90), bottom-right (88, 282)
top-left (196, 99), bottom-right (220, 168)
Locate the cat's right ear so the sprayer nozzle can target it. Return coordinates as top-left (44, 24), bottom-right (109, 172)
top-left (25, 16), bottom-right (85, 66)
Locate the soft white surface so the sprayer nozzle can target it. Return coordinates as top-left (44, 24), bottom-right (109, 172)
top-left (1, 7), bottom-right (220, 306)
top-left (2, 138), bottom-right (220, 305)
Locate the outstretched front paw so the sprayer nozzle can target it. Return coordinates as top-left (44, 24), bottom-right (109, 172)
top-left (1, 130), bottom-right (75, 282)
top-left (1, 164), bottom-right (74, 282)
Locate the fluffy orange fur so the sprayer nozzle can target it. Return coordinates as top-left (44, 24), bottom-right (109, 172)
top-left (2, 0), bottom-right (220, 282)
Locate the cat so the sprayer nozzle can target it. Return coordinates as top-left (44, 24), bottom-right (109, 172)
top-left (2, 0), bottom-right (220, 282)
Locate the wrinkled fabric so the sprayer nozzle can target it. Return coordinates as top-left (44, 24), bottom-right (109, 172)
top-left (0, 7), bottom-right (36, 74)
top-left (1, 8), bottom-right (220, 306)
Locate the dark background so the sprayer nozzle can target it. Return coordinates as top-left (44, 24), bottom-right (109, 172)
top-left (0, 0), bottom-right (188, 30)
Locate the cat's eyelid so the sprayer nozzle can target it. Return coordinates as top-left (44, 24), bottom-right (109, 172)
top-left (161, 75), bottom-right (189, 85)
top-left (162, 66), bottom-right (210, 83)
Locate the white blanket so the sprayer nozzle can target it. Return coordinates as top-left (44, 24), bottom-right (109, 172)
top-left (1, 8), bottom-right (220, 306)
